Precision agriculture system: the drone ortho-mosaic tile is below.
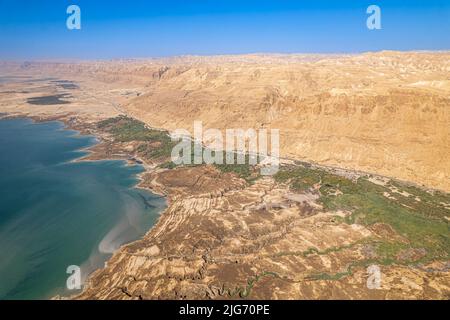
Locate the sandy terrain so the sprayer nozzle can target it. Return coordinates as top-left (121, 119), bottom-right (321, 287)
top-left (1, 51), bottom-right (449, 192)
top-left (0, 51), bottom-right (449, 300)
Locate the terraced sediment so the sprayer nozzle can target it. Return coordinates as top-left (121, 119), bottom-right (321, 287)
top-left (72, 116), bottom-right (449, 300)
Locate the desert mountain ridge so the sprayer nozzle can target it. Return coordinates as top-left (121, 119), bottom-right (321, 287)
top-left (1, 50), bottom-right (449, 191)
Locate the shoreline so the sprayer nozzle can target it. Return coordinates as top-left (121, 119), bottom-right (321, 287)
top-left (0, 114), bottom-right (170, 299)
top-left (2, 113), bottom-right (444, 195)
top-left (1, 50), bottom-right (448, 299)
top-left (1, 112), bottom-right (448, 300)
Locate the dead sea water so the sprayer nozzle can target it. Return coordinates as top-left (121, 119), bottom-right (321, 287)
top-left (0, 118), bottom-right (166, 299)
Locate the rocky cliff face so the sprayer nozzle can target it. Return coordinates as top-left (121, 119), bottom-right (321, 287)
top-left (123, 52), bottom-right (450, 192)
top-left (2, 52), bottom-right (449, 300)
top-left (2, 52), bottom-right (448, 191)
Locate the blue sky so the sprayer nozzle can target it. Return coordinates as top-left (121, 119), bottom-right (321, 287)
top-left (0, 0), bottom-right (449, 59)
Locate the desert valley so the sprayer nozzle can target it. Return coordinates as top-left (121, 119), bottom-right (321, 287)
top-left (0, 51), bottom-right (449, 299)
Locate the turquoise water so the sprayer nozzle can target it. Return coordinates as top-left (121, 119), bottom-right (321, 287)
top-left (0, 118), bottom-right (166, 300)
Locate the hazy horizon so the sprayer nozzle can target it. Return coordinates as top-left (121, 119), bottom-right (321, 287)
top-left (1, 0), bottom-right (449, 60)
top-left (1, 49), bottom-right (450, 63)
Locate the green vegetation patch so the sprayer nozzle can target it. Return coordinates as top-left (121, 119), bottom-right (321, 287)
top-left (275, 165), bottom-right (450, 265)
top-left (214, 152), bottom-right (260, 182)
top-left (98, 115), bottom-right (171, 143)
top-left (98, 116), bottom-right (261, 181)
top-left (98, 115), bottom-right (176, 160)
top-left (274, 165), bottom-right (321, 191)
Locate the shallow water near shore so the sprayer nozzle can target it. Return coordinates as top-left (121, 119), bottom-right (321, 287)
top-left (0, 118), bottom-right (166, 299)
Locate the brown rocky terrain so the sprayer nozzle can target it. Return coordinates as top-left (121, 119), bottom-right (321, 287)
top-left (75, 164), bottom-right (450, 300)
top-left (0, 51), bottom-right (449, 300)
top-left (2, 51), bottom-right (448, 191)
top-left (124, 51), bottom-right (450, 192)
top-left (33, 115), bottom-right (449, 300)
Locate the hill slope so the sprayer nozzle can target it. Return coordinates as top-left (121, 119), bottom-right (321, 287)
top-left (124, 52), bottom-right (450, 191)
